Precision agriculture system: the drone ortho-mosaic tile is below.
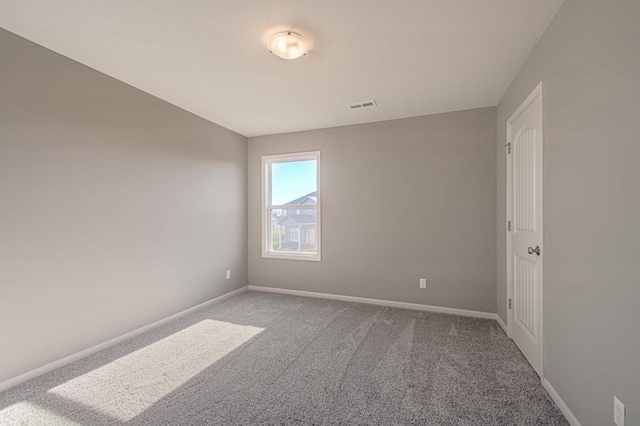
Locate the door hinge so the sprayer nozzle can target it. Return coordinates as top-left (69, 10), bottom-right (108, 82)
top-left (508, 220), bottom-right (511, 232)
top-left (504, 142), bottom-right (511, 154)
top-left (508, 298), bottom-right (512, 309)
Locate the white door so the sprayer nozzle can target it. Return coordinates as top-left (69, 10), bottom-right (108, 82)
top-left (507, 82), bottom-right (543, 376)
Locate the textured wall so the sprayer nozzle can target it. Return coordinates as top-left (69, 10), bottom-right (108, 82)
top-left (496, 1), bottom-right (640, 424)
top-left (0, 29), bottom-right (248, 384)
top-left (249, 108), bottom-right (497, 314)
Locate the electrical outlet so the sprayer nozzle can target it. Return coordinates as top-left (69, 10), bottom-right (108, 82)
top-left (419, 278), bottom-right (427, 289)
top-left (614, 396), bottom-right (625, 426)
top-left (226, 270), bottom-right (231, 280)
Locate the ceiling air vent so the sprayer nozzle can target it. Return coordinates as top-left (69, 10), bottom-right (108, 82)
top-left (349, 100), bottom-right (377, 110)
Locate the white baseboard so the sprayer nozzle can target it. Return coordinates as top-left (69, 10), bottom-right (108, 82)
top-left (0, 286), bottom-right (248, 393)
top-left (543, 379), bottom-right (582, 426)
top-left (496, 315), bottom-right (508, 335)
top-left (248, 285), bottom-right (497, 320)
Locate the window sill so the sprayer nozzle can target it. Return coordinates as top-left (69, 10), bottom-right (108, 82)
top-left (262, 252), bottom-right (321, 262)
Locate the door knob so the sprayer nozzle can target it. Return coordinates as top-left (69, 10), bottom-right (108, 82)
top-left (528, 246), bottom-right (541, 256)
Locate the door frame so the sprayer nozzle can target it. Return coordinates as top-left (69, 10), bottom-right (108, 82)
top-left (506, 81), bottom-right (544, 379)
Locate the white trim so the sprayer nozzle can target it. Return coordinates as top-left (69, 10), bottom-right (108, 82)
top-left (261, 150), bottom-right (321, 262)
top-left (262, 252), bottom-right (320, 262)
top-left (507, 81), bottom-right (544, 125)
top-left (248, 286), bottom-right (497, 320)
top-left (0, 286), bottom-right (248, 393)
top-left (496, 315), bottom-right (508, 334)
top-left (506, 81), bottom-right (544, 378)
top-left (269, 204), bottom-right (318, 210)
top-left (543, 379), bottom-right (582, 426)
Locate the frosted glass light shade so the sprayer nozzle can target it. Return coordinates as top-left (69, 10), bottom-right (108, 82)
top-left (268, 31), bottom-right (308, 60)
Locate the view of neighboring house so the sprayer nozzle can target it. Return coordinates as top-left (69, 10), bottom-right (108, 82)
top-left (273, 191), bottom-right (317, 251)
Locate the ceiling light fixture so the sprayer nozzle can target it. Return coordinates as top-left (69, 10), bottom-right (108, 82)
top-left (268, 31), bottom-right (308, 60)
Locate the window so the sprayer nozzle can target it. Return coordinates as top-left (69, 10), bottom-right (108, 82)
top-left (262, 151), bottom-right (321, 261)
top-left (290, 228), bottom-right (300, 243)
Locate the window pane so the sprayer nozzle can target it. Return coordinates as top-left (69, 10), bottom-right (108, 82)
top-left (269, 207), bottom-right (317, 254)
top-left (271, 160), bottom-right (317, 206)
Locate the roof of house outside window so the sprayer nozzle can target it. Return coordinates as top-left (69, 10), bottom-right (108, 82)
top-left (283, 191), bottom-right (317, 206)
top-left (276, 214), bottom-right (316, 226)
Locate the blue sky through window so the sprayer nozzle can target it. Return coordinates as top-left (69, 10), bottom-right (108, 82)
top-left (272, 160), bottom-right (317, 205)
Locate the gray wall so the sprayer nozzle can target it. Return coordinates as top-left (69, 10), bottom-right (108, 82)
top-left (249, 108), bottom-right (497, 313)
top-left (496, 1), bottom-right (640, 424)
top-left (0, 29), bottom-right (248, 384)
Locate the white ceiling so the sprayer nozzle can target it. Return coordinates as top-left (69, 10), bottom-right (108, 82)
top-left (0, 0), bottom-right (564, 137)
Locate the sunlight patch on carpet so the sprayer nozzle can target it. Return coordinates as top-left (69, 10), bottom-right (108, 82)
top-left (48, 319), bottom-right (263, 421)
top-left (0, 401), bottom-right (81, 425)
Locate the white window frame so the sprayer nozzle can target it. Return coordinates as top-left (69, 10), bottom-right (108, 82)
top-left (262, 151), bottom-right (321, 261)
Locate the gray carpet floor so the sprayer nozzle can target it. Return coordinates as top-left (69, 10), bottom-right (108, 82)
top-left (0, 291), bottom-right (568, 425)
